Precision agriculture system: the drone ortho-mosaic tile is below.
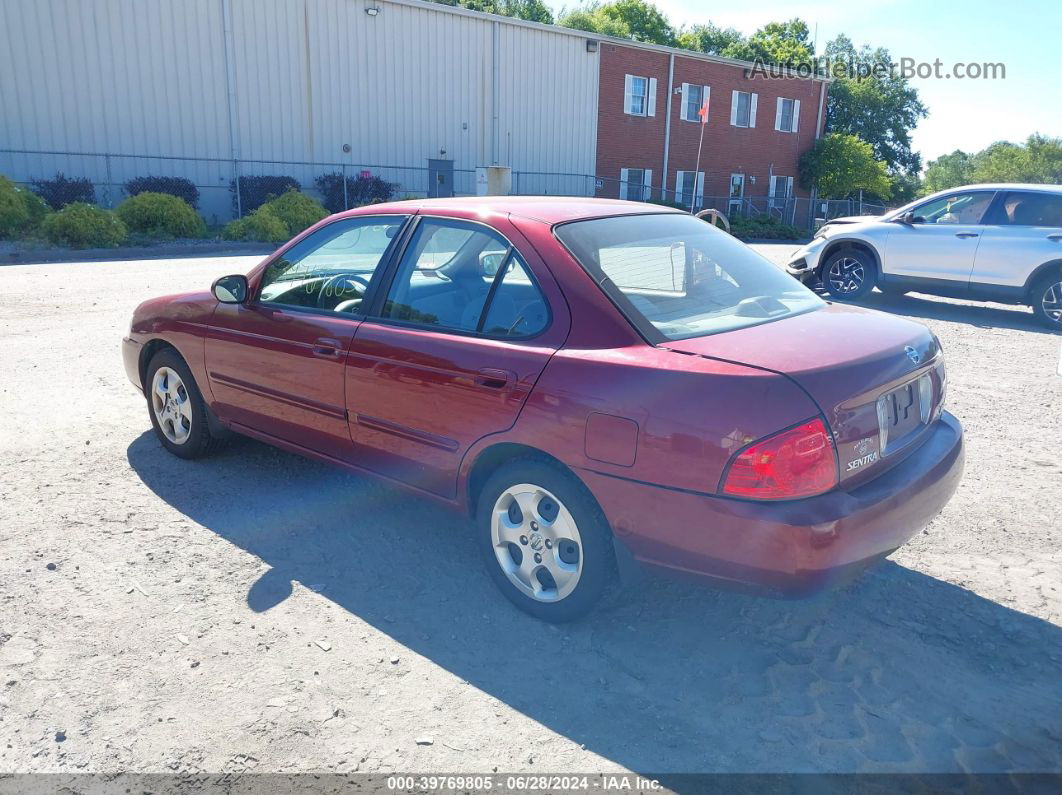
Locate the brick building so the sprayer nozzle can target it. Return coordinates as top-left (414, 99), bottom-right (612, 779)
top-left (594, 41), bottom-right (829, 219)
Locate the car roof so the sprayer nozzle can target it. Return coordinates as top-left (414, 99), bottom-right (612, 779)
top-left (944, 183), bottom-right (1062, 194)
top-left (338, 196), bottom-right (687, 225)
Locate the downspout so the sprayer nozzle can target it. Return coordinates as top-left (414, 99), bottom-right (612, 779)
top-left (221, 0), bottom-right (242, 215)
top-left (660, 53), bottom-right (675, 200)
top-left (491, 21), bottom-right (500, 165)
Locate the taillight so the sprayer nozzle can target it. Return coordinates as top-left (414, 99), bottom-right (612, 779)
top-left (720, 418), bottom-right (838, 500)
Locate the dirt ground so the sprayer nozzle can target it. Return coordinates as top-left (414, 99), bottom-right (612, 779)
top-left (0, 247), bottom-right (1059, 776)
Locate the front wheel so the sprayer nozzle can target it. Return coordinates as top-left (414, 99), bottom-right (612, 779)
top-left (476, 459), bottom-right (614, 622)
top-left (822, 248), bottom-right (876, 299)
top-left (145, 348), bottom-right (223, 459)
top-left (1030, 271), bottom-right (1062, 330)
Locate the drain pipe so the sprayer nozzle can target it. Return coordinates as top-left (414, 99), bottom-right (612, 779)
top-left (660, 53), bottom-right (675, 201)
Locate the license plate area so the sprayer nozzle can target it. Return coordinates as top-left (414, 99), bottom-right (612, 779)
top-left (876, 379), bottom-right (926, 455)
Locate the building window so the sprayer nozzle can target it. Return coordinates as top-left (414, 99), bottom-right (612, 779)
top-left (730, 90), bottom-right (758, 128)
top-left (620, 168), bottom-right (652, 201)
top-left (624, 74), bottom-right (656, 116)
top-left (775, 98), bottom-right (800, 132)
top-left (680, 83), bottom-right (711, 122)
top-left (675, 170), bottom-right (704, 210)
top-left (769, 175), bottom-right (794, 207)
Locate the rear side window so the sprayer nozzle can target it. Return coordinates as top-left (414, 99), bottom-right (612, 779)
top-left (555, 212), bottom-right (822, 341)
top-left (991, 191), bottom-right (1062, 227)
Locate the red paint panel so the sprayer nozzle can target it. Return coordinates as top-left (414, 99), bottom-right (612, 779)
top-left (584, 412), bottom-right (639, 467)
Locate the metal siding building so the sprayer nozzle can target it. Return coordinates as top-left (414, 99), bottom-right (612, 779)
top-left (0, 0), bottom-right (600, 220)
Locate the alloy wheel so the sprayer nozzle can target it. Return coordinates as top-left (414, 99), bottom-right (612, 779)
top-left (491, 484), bottom-right (583, 603)
top-left (1042, 280), bottom-right (1062, 324)
top-left (150, 366), bottom-right (192, 445)
top-left (827, 256), bottom-right (866, 295)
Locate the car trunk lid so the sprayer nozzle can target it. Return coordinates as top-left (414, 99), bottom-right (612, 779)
top-left (661, 304), bottom-right (945, 487)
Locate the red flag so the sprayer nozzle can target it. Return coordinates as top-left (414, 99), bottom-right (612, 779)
top-left (697, 98), bottom-right (710, 124)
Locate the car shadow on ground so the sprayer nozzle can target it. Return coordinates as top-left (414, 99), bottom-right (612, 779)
top-left (808, 284), bottom-right (1057, 335)
top-left (127, 432), bottom-right (1062, 774)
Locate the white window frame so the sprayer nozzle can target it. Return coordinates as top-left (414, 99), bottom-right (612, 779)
top-left (619, 168), bottom-right (653, 201)
top-left (774, 97), bottom-right (800, 133)
top-left (680, 83), bottom-right (711, 123)
top-left (676, 170), bottom-right (704, 210)
top-left (624, 74), bottom-right (657, 117)
top-left (730, 90), bottom-right (758, 128)
top-left (769, 175), bottom-right (794, 209)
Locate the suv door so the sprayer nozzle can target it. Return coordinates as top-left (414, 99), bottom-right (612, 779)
top-left (204, 215), bottom-right (407, 460)
top-left (969, 190), bottom-right (1062, 300)
top-left (884, 190), bottom-right (996, 288)
top-left (346, 216), bottom-right (569, 497)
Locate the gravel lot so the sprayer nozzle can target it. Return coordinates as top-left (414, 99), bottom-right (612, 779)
top-left (1, 246), bottom-right (1059, 776)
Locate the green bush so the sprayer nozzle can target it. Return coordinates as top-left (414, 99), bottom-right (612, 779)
top-left (125, 176), bottom-right (200, 209)
top-left (116, 191), bottom-right (206, 238)
top-left (40, 203), bottom-right (128, 248)
top-left (0, 176), bottom-right (51, 238)
top-left (266, 189), bottom-right (328, 236)
top-left (21, 189), bottom-right (51, 228)
top-left (728, 214), bottom-right (807, 241)
top-left (32, 172), bottom-right (96, 209)
top-left (221, 205), bottom-right (289, 243)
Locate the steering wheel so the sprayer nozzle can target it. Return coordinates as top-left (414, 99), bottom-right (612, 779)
top-left (318, 273), bottom-right (371, 310)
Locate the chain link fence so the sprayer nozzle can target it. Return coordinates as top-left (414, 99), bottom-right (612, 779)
top-left (1, 148), bottom-right (890, 232)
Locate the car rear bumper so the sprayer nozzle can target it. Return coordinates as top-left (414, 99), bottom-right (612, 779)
top-left (122, 336), bottom-right (143, 393)
top-left (578, 411), bottom-right (964, 595)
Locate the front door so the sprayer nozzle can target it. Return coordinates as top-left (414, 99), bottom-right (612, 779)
top-left (346, 216), bottom-right (566, 497)
top-left (204, 215), bottom-right (408, 460)
top-left (427, 159), bottom-right (454, 198)
top-left (728, 173), bottom-right (745, 217)
top-left (884, 190), bottom-right (995, 285)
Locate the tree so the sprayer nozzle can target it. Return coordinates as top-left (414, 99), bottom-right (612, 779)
top-left (799, 133), bottom-right (892, 199)
top-left (431, 0), bottom-right (553, 23)
top-left (722, 19), bottom-right (814, 69)
top-left (922, 135), bottom-right (1062, 194)
top-left (823, 35), bottom-right (927, 176)
top-left (923, 150), bottom-right (974, 194)
top-left (676, 22), bottom-right (744, 56)
top-left (558, 1), bottom-right (675, 46)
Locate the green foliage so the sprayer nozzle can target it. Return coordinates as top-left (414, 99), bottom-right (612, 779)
top-left (799, 133), bottom-right (892, 199)
top-left (559, 0), bottom-right (675, 45)
top-left (675, 23), bottom-right (743, 56)
top-left (722, 19), bottom-right (814, 69)
top-left (314, 172), bottom-right (396, 213)
top-left (0, 176), bottom-right (37, 238)
top-left (32, 172), bottom-right (96, 210)
top-left (40, 203), bottom-right (128, 248)
top-left (115, 192), bottom-right (206, 239)
top-left (922, 135), bottom-right (1062, 194)
top-left (221, 189), bottom-right (327, 243)
top-left (823, 36), bottom-right (927, 175)
top-left (728, 214), bottom-right (807, 241)
top-left (125, 176), bottom-right (200, 209)
top-left (887, 172), bottom-right (923, 205)
top-left (431, 0), bottom-right (553, 23)
top-left (230, 175), bottom-right (301, 214)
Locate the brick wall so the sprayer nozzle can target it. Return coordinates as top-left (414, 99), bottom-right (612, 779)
top-left (595, 43), bottom-right (828, 204)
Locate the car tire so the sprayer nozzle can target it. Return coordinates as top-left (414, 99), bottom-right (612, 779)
top-left (821, 247), bottom-right (877, 300)
top-left (1030, 270), bottom-right (1062, 330)
top-left (476, 458), bottom-right (614, 622)
top-left (145, 348), bottom-right (223, 459)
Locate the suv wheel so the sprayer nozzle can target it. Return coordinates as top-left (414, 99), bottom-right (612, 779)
top-left (822, 248), bottom-right (876, 299)
top-left (476, 458), bottom-right (614, 622)
top-left (1031, 271), bottom-right (1062, 329)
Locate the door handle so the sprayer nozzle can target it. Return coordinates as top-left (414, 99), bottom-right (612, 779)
top-left (1048, 233), bottom-right (1062, 242)
top-left (474, 368), bottom-right (515, 389)
top-left (955, 232), bottom-right (979, 239)
top-left (311, 337), bottom-right (342, 358)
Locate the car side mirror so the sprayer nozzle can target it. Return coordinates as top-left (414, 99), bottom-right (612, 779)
top-left (212, 274), bottom-right (249, 304)
top-left (480, 251), bottom-right (507, 277)
top-left (897, 211), bottom-right (916, 225)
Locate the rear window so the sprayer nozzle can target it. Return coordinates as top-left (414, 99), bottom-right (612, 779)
top-left (555, 213), bottom-right (823, 340)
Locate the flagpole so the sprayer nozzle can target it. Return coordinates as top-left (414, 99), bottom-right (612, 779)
top-left (691, 97), bottom-right (709, 214)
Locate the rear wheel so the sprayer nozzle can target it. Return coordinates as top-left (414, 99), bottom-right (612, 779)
top-left (1030, 271), bottom-right (1062, 329)
top-left (476, 458), bottom-right (614, 622)
top-left (145, 348), bottom-right (223, 459)
top-left (822, 248), bottom-right (876, 299)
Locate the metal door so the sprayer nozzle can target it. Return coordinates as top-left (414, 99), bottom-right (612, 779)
top-left (427, 159), bottom-right (454, 198)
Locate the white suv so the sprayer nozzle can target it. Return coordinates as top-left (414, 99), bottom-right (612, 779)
top-left (787, 184), bottom-right (1062, 328)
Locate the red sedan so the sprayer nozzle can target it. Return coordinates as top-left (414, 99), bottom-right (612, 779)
top-left (123, 198), bottom-right (964, 621)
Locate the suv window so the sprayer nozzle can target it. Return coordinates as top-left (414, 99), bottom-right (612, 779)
top-left (382, 219), bottom-right (548, 336)
top-left (258, 217), bottom-right (405, 312)
top-left (991, 191), bottom-right (1062, 227)
top-left (910, 191), bottom-right (994, 225)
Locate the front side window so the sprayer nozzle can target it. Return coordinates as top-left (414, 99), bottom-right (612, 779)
top-left (257, 217), bottom-right (405, 312)
top-left (555, 213), bottom-right (822, 340)
top-left (382, 219), bottom-right (547, 337)
top-left (992, 191), bottom-right (1062, 226)
top-left (910, 191), bottom-right (994, 225)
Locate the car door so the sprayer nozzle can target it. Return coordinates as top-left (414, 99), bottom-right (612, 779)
top-left (884, 190), bottom-right (996, 287)
top-left (204, 214), bottom-right (408, 461)
top-left (345, 215), bottom-right (569, 497)
top-left (969, 190), bottom-right (1062, 298)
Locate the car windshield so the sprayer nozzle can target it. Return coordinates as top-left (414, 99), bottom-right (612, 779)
top-left (555, 213), bottom-right (823, 340)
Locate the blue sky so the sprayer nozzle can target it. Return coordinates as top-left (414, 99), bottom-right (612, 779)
top-left (549, 0), bottom-right (1061, 168)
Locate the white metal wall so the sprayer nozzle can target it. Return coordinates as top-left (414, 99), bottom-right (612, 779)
top-left (0, 0), bottom-right (600, 218)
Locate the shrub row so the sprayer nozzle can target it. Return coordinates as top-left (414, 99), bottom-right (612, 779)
top-left (222, 189), bottom-right (328, 243)
top-left (728, 214), bottom-right (808, 241)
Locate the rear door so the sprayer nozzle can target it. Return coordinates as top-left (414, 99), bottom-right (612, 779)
top-left (884, 190), bottom-right (996, 286)
top-left (204, 215), bottom-right (407, 460)
top-left (345, 215), bottom-right (569, 497)
top-left (969, 190), bottom-right (1062, 295)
